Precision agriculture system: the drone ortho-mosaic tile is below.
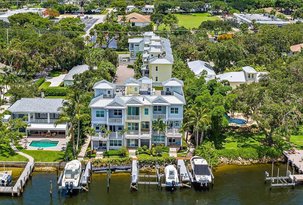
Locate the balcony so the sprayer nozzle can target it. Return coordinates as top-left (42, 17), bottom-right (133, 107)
top-left (166, 128), bottom-right (182, 138)
top-left (127, 115), bottom-right (140, 120)
top-left (153, 114), bottom-right (166, 120)
top-left (108, 118), bottom-right (123, 124)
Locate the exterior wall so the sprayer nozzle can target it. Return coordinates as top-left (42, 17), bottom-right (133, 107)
top-left (163, 86), bottom-right (183, 95)
top-left (167, 105), bottom-right (183, 121)
top-left (129, 41), bottom-right (144, 59)
top-left (229, 82), bottom-right (243, 89)
top-left (133, 22), bottom-right (150, 27)
top-left (125, 85), bottom-right (140, 95)
top-left (140, 106), bottom-right (151, 121)
top-left (91, 108), bottom-right (107, 124)
top-left (95, 89), bottom-right (114, 97)
top-left (149, 64), bottom-right (172, 82)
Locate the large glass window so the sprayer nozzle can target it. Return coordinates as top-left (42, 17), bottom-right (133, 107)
top-left (113, 109), bottom-right (122, 116)
top-left (128, 123), bottom-right (139, 131)
top-left (110, 140), bottom-right (122, 147)
top-left (144, 108), bottom-right (149, 115)
top-left (142, 122), bottom-right (150, 129)
top-left (153, 106), bottom-right (162, 112)
top-left (128, 107), bottom-right (139, 115)
top-left (96, 110), bottom-right (105, 117)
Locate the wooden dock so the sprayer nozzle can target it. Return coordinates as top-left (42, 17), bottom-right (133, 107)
top-left (283, 150), bottom-right (303, 173)
top-left (0, 160), bottom-right (34, 196)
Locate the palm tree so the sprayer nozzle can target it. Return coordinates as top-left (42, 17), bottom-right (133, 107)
top-left (185, 106), bottom-right (211, 147)
top-left (152, 118), bottom-right (167, 136)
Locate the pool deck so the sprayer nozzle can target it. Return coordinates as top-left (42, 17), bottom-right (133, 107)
top-left (19, 137), bottom-right (67, 151)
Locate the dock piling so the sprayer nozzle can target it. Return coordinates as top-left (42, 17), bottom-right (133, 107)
top-left (50, 180), bottom-right (53, 196)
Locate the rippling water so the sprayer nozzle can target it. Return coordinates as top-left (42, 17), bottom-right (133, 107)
top-left (0, 164), bottom-right (302, 205)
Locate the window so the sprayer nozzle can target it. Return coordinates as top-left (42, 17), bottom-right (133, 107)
top-left (96, 110), bottom-right (105, 117)
top-left (155, 77), bottom-right (158, 81)
top-left (156, 66), bottom-right (158, 71)
top-left (95, 126), bottom-right (100, 131)
top-left (110, 140), bottom-right (122, 147)
top-left (144, 108), bottom-right (149, 115)
top-left (170, 108), bottom-right (179, 114)
top-left (113, 109), bottom-right (122, 116)
top-left (128, 107), bottom-right (139, 115)
top-left (128, 123), bottom-right (139, 131)
top-left (153, 106), bottom-right (162, 112)
top-left (107, 90), bottom-right (111, 95)
top-left (142, 122), bottom-right (150, 129)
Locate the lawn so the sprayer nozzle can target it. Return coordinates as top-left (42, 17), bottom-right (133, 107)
top-left (39, 81), bottom-right (51, 90)
top-left (0, 154), bottom-right (28, 162)
top-left (22, 150), bottom-right (64, 162)
top-left (174, 13), bottom-right (220, 29)
top-left (290, 135), bottom-right (303, 148)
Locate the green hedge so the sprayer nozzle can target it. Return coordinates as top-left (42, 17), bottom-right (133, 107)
top-left (217, 147), bottom-right (259, 160)
top-left (39, 81), bottom-right (51, 90)
top-left (93, 157), bottom-right (132, 167)
top-left (44, 87), bottom-right (68, 96)
top-left (137, 155), bottom-right (176, 166)
top-left (35, 78), bottom-right (45, 87)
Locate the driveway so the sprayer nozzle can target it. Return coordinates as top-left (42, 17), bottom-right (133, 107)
top-left (46, 74), bottom-right (66, 87)
top-left (115, 64), bottom-right (135, 84)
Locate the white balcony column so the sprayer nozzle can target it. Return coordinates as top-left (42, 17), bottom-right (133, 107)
top-left (106, 110), bottom-right (109, 125)
top-left (166, 106), bottom-right (169, 121)
top-left (28, 113), bottom-right (31, 123)
top-left (106, 140), bottom-right (110, 151)
top-left (165, 136), bottom-right (168, 146)
top-left (138, 138), bottom-right (141, 147)
top-left (149, 138), bottom-right (152, 149)
top-left (47, 113), bottom-right (50, 123)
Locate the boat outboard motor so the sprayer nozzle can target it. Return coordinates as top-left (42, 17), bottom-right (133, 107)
top-left (172, 181), bottom-right (175, 191)
top-left (70, 181), bottom-right (74, 193)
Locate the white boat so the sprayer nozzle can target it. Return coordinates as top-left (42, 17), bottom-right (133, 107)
top-left (190, 156), bottom-right (213, 187)
top-left (61, 160), bottom-right (82, 193)
top-left (164, 165), bottom-right (179, 189)
top-left (0, 171), bottom-right (12, 186)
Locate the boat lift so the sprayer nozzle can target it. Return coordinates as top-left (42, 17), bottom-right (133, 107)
top-left (57, 161), bottom-right (92, 193)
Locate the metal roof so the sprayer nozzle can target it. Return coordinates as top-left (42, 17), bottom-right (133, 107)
top-left (8, 98), bottom-right (64, 113)
top-left (63, 64), bottom-right (89, 81)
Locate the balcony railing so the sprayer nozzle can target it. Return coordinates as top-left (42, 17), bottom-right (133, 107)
top-left (126, 130), bottom-right (139, 135)
top-left (141, 130), bottom-right (151, 135)
top-left (127, 115), bottom-right (140, 120)
top-left (108, 118), bottom-right (123, 124)
top-left (29, 119), bottom-right (57, 123)
top-left (153, 114), bottom-right (166, 120)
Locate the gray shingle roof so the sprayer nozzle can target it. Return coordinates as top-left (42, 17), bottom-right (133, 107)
top-left (63, 64), bottom-right (89, 81)
top-left (8, 98), bottom-right (64, 113)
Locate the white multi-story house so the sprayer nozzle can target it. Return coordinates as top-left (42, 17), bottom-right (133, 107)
top-left (8, 98), bottom-right (67, 138)
top-left (128, 32), bottom-right (174, 83)
top-left (90, 77), bottom-right (185, 151)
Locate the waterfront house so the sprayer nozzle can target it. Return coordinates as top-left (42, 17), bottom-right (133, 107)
top-left (63, 64), bottom-right (89, 86)
top-left (8, 98), bottom-right (67, 138)
top-left (90, 77), bottom-right (185, 151)
top-left (118, 12), bottom-right (151, 27)
top-left (233, 13), bottom-right (291, 26)
top-left (128, 32), bottom-right (174, 83)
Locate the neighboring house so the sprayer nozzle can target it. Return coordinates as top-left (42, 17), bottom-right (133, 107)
top-left (216, 66), bottom-right (267, 88)
top-left (128, 32), bottom-right (174, 83)
top-left (90, 77), bottom-right (185, 151)
top-left (187, 60), bottom-right (216, 81)
top-left (233, 13), bottom-right (291, 26)
top-left (118, 12), bottom-right (151, 27)
top-left (141, 5), bottom-right (154, 13)
top-left (126, 5), bottom-right (136, 13)
top-left (63, 64), bottom-right (89, 86)
top-left (8, 98), bottom-right (67, 138)
top-left (290, 43), bottom-right (303, 53)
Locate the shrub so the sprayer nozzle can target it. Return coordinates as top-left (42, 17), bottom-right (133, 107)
top-left (35, 78), bottom-right (46, 87)
top-left (39, 81), bottom-right (51, 90)
top-left (127, 64), bottom-right (134, 68)
top-left (92, 157), bottom-right (132, 167)
top-left (217, 147), bottom-right (259, 160)
top-left (44, 87), bottom-right (68, 96)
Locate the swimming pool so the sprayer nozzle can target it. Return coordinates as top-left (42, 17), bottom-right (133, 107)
top-left (228, 118), bottom-right (247, 125)
top-left (29, 140), bottom-right (59, 148)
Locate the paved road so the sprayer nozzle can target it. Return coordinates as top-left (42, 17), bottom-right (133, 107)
top-left (115, 64), bottom-right (135, 84)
